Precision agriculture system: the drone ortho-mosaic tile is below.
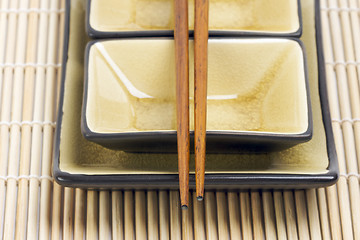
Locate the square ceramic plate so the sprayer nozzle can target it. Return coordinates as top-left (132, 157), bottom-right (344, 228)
top-left (86, 0), bottom-right (302, 38)
top-left (53, 0), bottom-right (338, 189)
top-left (81, 38), bottom-right (312, 152)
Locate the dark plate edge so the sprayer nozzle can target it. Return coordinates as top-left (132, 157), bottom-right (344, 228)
top-left (314, 0), bottom-right (339, 181)
top-left (86, 0), bottom-right (303, 39)
top-left (53, 0), bottom-right (339, 189)
top-left (53, 0), bottom-right (71, 187)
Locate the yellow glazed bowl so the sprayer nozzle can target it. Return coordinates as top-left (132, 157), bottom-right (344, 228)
top-left (81, 38), bottom-right (312, 152)
top-left (87, 0), bottom-right (302, 38)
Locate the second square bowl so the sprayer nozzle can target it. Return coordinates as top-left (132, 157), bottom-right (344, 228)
top-left (87, 0), bottom-right (302, 38)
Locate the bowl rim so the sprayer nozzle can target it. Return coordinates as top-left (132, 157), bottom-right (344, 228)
top-left (85, 0), bottom-right (303, 39)
top-left (80, 37), bottom-right (313, 149)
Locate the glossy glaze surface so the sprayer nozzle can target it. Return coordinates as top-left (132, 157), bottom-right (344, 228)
top-left (86, 39), bottom-right (308, 134)
top-left (89, 0), bottom-right (299, 33)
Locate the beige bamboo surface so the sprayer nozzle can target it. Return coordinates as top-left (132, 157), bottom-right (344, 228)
top-left (0, 0), bottom-right (360, 239)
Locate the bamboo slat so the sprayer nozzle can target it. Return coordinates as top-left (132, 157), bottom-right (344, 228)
top-left (323, 0), bottom-right (359, 239)
top-left (325, 186), bottom-right (342, 240)
top-left (135, 191), bottom-right (147, 239)
top-left (124, 191), bottom-right (134, 239)
top-left (336, 1), bottom-right (360, 238)
top-left (0, 1), bottom-right (359, 239)
top-left (0, 11), bottom-right (8, 226)
top-left (148, 191), bottom-right (159, 240)
top-left (305, 189), bottom-right (322, 239)
top-left (3, 0), bottom-right (27, 239)
top-left (273, 191), bottom-right (287, 240)
top-left (15, 0), bottom-right (40, 238)
top-left (240, 191), bottom-right (253, 240)
top-left (39, 0), bottom-right (61, 238)
top-left (216, 192), bottom-right (229, 239)
top-left (204, 192), bottom-right (218, 240)
top-left (320, 2), bottom-right (347, 239)
top-left (0, 0), bottom-right (14, 238)
top-left (192, 191), bottom-right (206, 240)
top-left (74, 189), bottom-right (86, 239)
top-left (112, 191), bottom-right (124, 240)
top-left (316, 188), bottom-right (331, 239)
top-left (182, 194), bottom-right (194, 240)
top-left (0, 0), bottom-right (9, 110)
top-left (170, 190), bottom-right (182, 240)
top-left (86, 190), bottom-right (99, 240)
top-left (251, 192), bottom-right (264, 240)
top-left (100, 191), bottom-right (111, 239)
top-left (51, 183), bottom-right (63, 240)
top-left (262, 191), bottom-right (277, 239)
top-left (159, 191), bottom-right (170, 240)
top-left (63, 188), bottom-right (75, 240)
top-left (26, 0), bottom-right (50, 238)
top-left (283, 191), bottom-right (298, 239)
top-left (348, 0), bottom-right (360, 86)
top-left (294, 190), bottom-right (310, 240)
top-left (228, 192), bottom-right (241, 239)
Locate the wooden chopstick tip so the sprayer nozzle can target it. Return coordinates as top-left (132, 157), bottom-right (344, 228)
top-left (181, 204), bottom-right (188, 210)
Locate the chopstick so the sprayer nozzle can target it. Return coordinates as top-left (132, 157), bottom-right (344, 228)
top-left (194, 0), bottom-right (209, 201)
top-left (174, 0), bottom-right (208, 207)
top-left (174, 0), bottom-right (190, 209)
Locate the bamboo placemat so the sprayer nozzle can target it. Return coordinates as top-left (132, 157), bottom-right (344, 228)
top-left (0, 0), bottom-right (359, 239)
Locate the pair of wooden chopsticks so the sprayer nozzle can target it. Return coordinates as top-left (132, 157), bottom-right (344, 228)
top-left (174, 0), bottom-right (209, 208)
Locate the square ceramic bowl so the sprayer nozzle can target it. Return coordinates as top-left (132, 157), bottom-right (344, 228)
top-left (81, 38), bottom-right (312, 152)
top-left (86, 0), bottom-right (302, 38)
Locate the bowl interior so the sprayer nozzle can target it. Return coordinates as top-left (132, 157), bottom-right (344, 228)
top-left (89, 0), bottom-right (299, 34)
top-left (85, 38), bottom-right (309, 135)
